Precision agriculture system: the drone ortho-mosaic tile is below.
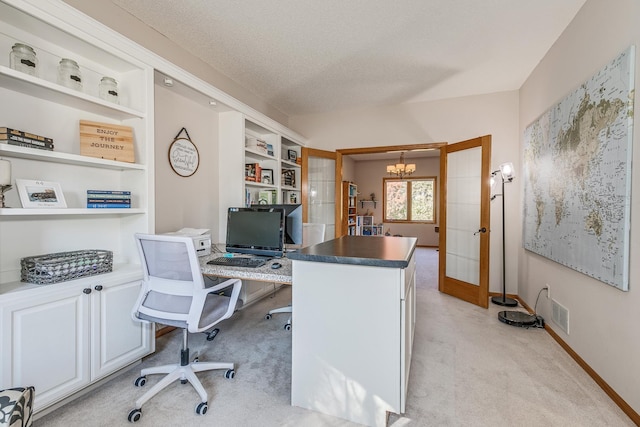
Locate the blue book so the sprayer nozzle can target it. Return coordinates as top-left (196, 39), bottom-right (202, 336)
top-left (87, 198), bottom-right (131, 203)
top-left (87, 203), bottom-right (131, 208)
top-left (86, 194), bottom-right (131, 200)
top-left (87, 190), bottom-right (131, 195)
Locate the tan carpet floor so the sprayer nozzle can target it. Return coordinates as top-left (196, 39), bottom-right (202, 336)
top-left (35, 248), bottom-right (633, 426)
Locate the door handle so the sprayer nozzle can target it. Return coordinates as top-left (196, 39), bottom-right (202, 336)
top-left (474, 227), bottom-right (487, 235)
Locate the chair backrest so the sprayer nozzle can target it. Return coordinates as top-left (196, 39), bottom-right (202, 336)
top-left (132, 233), bottom-right (241, 333)
top-left (302, 223), bottom-right (326, 247)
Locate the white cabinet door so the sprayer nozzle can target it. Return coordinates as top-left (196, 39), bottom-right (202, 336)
top-left (400, 253), bottom-right (416, 412)
top-left (242, 281), bottom-right (277, 306)
top-left (0, 285), bottom-right (91, 412)
top-left (90, 280), bottom-right (153, 380)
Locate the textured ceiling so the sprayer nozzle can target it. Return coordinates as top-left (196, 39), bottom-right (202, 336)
top-left (113, 0), bottom-right (586, 117)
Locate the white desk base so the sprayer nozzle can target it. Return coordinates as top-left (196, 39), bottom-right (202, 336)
top-left (291, 255), bottom-right (416, 426)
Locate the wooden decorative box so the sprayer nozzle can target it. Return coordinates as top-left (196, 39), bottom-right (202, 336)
top-left (79, 120), bottom-right (134, 162)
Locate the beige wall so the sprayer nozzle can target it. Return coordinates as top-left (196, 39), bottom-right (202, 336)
top-left (519, 0), bottom-right (640, 416)
top-left (350, 157), bottom-right (440, 246)
top-left (154, 83), bottom-right (220, 234)
top-left (291, 91), bottom-right (520, 293)
top-left (341, 156), bottom-right (356, 183)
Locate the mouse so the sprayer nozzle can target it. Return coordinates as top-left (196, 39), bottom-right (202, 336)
top-left (271, 262), bottom-right (282, 269)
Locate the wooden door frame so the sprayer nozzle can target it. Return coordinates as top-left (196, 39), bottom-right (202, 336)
top-left (438, 135), bottom-right (491, 308)
top-left (335, 143), bottom-right (447, 236)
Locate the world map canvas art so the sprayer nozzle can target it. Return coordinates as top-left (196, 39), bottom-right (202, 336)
top-left (523, 46), bottom-right (635, 291)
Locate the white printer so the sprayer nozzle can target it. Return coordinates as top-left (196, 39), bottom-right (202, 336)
top-left (164, 228), bottom-right (212, 257)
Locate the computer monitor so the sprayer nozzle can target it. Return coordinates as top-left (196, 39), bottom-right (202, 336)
top-left (258, 204), bottom-right (302, 245)
top-left (226, 207), bottom-right (285, 258)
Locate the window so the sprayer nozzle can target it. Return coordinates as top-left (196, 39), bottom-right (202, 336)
top-left (383, 177), bottom-right (436, 223)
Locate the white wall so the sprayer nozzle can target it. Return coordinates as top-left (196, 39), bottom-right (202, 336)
top-left (291, 91), bottom-right (520, 293)
top-left (154, 83), bottom-right (220, 234)
top-left (351, 157), bottom-right (440, 246)
top-left (518, 0), bottom-right (640, 416)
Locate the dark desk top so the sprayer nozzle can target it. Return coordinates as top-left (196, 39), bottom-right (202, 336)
top-left (287, 236), bottom-right (417, 268)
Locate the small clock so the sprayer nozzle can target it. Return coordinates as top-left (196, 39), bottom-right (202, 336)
top-left (168, 137), bottom-right (199, 177)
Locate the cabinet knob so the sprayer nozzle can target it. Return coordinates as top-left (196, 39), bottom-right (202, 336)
top-left (83, 288), bottom-right (92, 294)
top-left (94, 285), bottom-right (103, 291)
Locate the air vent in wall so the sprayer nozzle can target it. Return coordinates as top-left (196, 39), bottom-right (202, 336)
top-left (551, 299), bottom-right (569, 334)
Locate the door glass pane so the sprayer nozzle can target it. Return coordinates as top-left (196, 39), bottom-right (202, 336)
top-left (307, 156), bottom-right (335, 238)
top-left (446, 147), bottom-right (481, 286)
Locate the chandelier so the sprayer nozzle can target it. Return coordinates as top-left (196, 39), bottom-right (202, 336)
top-left (386, 152), bottom-right (416, 179)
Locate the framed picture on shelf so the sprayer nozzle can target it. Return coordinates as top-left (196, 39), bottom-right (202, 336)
top-left (16, 179), bottom-right (67, 208)
top-left (287, 149), bottom-right (297, 161)
top-left (261, 169), bottom-right (273, 185)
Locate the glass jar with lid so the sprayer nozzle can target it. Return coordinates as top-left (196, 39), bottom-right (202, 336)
top-left (99, 76), bottom-right (119, 104)
top-left (57, 58), bottom-right (83, 91)
top-left (9, 43), bottom-right (38, 77)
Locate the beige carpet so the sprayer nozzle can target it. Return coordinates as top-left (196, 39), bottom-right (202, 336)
top-left (35, 248), bottom-right (633, 426)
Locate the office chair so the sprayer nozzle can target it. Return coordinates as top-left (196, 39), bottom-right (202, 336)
top-left (127, 233), bottom-right (243, 423)
top-left (265, 223), bottom-right (326, 330)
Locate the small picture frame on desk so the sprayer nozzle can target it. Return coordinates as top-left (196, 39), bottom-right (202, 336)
top-left (287, 149), bottom-right (297, 161)
top-left (261, 169), bottom-right (273, 185)
top-left (16, 179), bottom-right (67, 208)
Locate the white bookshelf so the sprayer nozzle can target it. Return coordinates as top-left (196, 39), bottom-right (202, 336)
top-left (0, 0), bottom-right (154, 413)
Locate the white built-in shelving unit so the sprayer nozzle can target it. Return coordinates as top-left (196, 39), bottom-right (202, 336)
top-left (0, 0), bottom-right (153, 413)
top-left (242, 119), bottom-right (302, 206)
top-left (217, 113), bottom-right (304, 306)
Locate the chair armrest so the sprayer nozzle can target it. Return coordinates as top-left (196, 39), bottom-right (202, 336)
top-left (187, 278), bottom-right (243, 333)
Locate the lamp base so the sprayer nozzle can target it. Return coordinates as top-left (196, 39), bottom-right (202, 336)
top-left (491, 295), bottom-right (518, 307)
top-left (498, 310), bottom-right (538, 327)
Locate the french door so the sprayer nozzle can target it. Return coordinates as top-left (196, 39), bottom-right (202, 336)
top-left (439, 136), bottom-right (491, 308)
top-left (301, 148), bottom-right (337, 238)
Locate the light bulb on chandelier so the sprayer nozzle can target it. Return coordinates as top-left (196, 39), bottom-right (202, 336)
top-left (386, 152), bottom-right (416, 179)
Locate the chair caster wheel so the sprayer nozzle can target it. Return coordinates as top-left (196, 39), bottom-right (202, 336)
top-left (206, 328), bottom-right (219, 341)
top-left (195, 402), bottom-right (208, 415)
top-left (225, 369), bottom-right (235, 379)
top-left (181, 379), bottom-right (188, 384)
top-left (128, 409), bottom-right (142, 422)
top-left (134, 376), bottom-right (146, 387)
top-left (265, 313), bottom-right (272, 320)
top-left (284, 323), bottom-right (291, 331)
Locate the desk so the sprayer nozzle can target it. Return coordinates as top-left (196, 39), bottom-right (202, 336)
top-left (199, 249), bottom-right (292, 285)
top-left (199, 247), bottom-right (292, 307)
top-left (288, 236), bottom-right (417, 427)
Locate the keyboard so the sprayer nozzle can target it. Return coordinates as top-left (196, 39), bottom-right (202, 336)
top-left (207, 256), bottom-right (266, 268)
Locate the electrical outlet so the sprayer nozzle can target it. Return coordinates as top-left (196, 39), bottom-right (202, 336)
top-left (546, 283), bottom-right (551, 299)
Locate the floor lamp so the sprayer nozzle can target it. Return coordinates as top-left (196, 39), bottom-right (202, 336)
top-left (491, 162), bottom-right (518, 307)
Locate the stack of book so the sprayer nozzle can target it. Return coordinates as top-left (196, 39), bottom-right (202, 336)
top-left (0, 127), bottom-right (54, 151)
top-left (87, 190), bottom-right (131, 208)
top-left (245, 163), bottom-right (262, 182)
